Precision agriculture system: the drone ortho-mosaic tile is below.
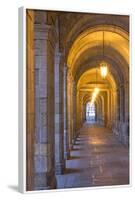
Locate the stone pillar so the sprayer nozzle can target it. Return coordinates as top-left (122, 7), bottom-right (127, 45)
top-left (83, 104), bottom-right (86, 123)
top-left (117, 88), bottom-right (120, 121)
top-left (72, 81), bottom-right (77, 143)
top-left (125, 82), bottom-right (129, 122)
top-left (103, 91), bottom-right (107, 127)
top-left (110, 90), bottom-right (113, 126)
top-left (80, 94), bottom-right (84, 127)
top-left (80, 98), bottom-right (84, 125)
top-left (34, 11), bottom-right (56, 190)
top-left (124, 82), bottom-right (129, 145)
top-left (112, 88), bottom-right (119, 137)
top-left (120, 85), bottom-right (125, 122)
top-left (54, 49), bottom-right (65, 174)
top-left (111, 90), bottom-right (114, 124)
top-left (107, 90), bottom-right (112, 128)
top-left (95, 102), bottom-right (97, 122)
top-left (95, 99), bottom-right (98, 123)
top-left (76, 91), bottom-right (82, 128)
top-left (116, 88), bottom-right (121, 139)
top-left (26, 10), bottom-right (35, 191)
top-left (97, 98), bottom-right (102, 125)
top-left (100, 95), bottom-right (104, 126)
top-left (67, 69), bottom-right (73, 150)
top-left (120, 83), bottom-right (129, 145)
top-left (63, 65), bottom-right (70, 159)
top-left (84, 103), bottom-right (86, 122)
top-left (76, 90), bottom-right (81, 130)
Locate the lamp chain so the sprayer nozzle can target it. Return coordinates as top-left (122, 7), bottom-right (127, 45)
top-left (103, 26), bottom-right (104, 60)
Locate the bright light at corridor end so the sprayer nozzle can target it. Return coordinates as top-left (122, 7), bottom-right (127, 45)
top-left (100, 62), bottom-right (108, 79)
top-left (90, 87), bottom-right (100, 105)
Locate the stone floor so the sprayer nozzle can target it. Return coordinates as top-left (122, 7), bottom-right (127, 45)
top-left (56, 123), bottom-right (129, 189)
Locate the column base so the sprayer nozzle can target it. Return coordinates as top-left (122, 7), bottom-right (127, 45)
top-left (64, 150), bottom-right (70, 160)
top-left (55, 161), bottom-right (65, 175)
top-left (34, 171), bottom-right (57, 191)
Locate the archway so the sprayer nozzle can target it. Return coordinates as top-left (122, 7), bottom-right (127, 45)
top-left (66, 23), bottom-right (129, 150)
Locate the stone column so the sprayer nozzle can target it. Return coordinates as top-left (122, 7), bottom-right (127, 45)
top-left (119, 85), bottom-right (125, 122)
top-left (107, 90), bottom-right (112, 128)
top-left (84, 103), bottom-right (86, 122)
top-left (34, 11), bottom-right (56, 190)
top-left (103, 96), bottom-right (105, 125)
top-left (80, 94), bottom-right (84, 127)
top-left (116, 88), bottom-right (121, 138)
top-left (96, 100), bottom-right (99, 123)
top-left (103, 91), bottom-right (107, 127)
top-left (119, 85), bottom-right (123, 142)
top-left (67, 69), bottom-right (73, 150)
top-left (97, 98), bottom-right (102, 125)
top-left (110, 90), bottom-right (113, 126)
top-left (120, 83), bottom-right (129, 145)
top-left (125, 82), bottom-right (129, 122)
top-left (100, 97), bottom-right (103, 125)
top-left (63, 65), bottom-right (70, 159)
top-left (76, 90), bottom-right (80, 130)
top-left (111, 90), bottom-right (114, 124)
top-left (112, 88), bottom-right (118, 136)
top-left (124, 82), bottom-right (129, 145)
top-left (72, 81), bottom-right (77, 143)
top-left (54, 50), bottom-right (65, 174)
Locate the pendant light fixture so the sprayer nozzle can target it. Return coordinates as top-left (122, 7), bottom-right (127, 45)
top-left (100, 26), bottom-right (108, 79)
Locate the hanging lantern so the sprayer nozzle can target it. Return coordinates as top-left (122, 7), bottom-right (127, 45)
top-left (100, 61), bottom-right (108, 79)
top-left (100, 28), bottom-right (108, 79)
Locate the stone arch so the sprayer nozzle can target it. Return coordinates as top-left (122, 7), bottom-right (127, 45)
top-left (64, 15), bottom-right (129, 57)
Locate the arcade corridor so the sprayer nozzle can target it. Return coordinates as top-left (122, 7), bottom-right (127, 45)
top-left (56, 124), bottom-right (129, 189)
top-left (26, 10), bottom-right (129, 191)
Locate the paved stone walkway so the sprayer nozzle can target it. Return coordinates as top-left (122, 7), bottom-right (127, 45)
top-left (56, 123), bottom-right (129, 189)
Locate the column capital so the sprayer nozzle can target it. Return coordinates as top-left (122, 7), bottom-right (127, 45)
top-left (34, 24), bottom-right (58, 45)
